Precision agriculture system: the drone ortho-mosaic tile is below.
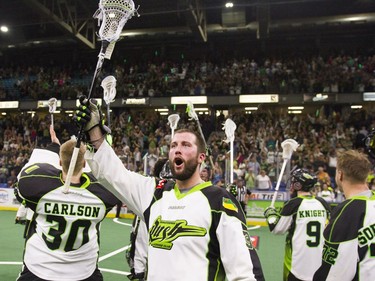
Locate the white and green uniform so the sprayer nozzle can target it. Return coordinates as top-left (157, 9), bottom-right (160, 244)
top-left (313, 191), bottom-right (375, 281)
top-left (267, 195), bottom-right (330, 281)
top-left (86, 141), bottom-right (265, 281)
top-left (17, 145), bottom-right (119, 281)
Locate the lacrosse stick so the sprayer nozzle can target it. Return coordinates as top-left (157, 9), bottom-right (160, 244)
top-left (48, 98), bottom-right (58, 128)
top-left (270, 139), bottom-right (299, 207)
top-left (101, 75), bottom-right (117, 127)
top-left (222, 118), bottom-right (237, 184)
top-left (63, 0), bottom-right (137, 194)
top-left (168, 114), bottom-right (180, 139)
top-left (186, 101), bottom-right (214, 170)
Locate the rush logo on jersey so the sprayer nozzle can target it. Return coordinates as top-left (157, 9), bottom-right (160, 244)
top-left (149, 216), bottom-right (207, 250)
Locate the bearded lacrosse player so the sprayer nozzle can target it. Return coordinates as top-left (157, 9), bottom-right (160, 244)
top-left (264, 168), bottom-right (331, 281)
top-left (75, 98), bottom-right (265, 281)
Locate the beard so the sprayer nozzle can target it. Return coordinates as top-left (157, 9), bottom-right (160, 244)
top-left (170, 157), bottom-right (199, 181)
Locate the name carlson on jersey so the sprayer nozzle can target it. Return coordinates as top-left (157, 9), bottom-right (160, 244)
top-left (298, 209), bottom-right (326, 218)
top-left (43, 202), bottom-right (101, 218)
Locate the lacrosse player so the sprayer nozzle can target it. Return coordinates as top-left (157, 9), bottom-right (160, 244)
top-left (313, 150), bottom-right (375, 281)
top-left (264, 168), bottom-right (331, 281)
top-left (16, 126), bottom-right (119, 281)
top-left (75, 98), bottom-right (265, 281)
top-left (126, 158), bottom-right (170, 281)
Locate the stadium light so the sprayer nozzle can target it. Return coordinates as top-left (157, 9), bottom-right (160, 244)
top-left (1, 26), bottom-right (8, 33)
top-left (171, 96), bottom-right (207, 104)
top-left (225, 2), bottom-right (234, 8)
top-left (239, 94), bottom-right (279, 103)
top-left (288, 106), bottom-right (304, 110)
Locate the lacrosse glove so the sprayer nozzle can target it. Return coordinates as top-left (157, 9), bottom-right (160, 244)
top-left (264, 206), bottom-right (280, 228)
top-left (228, 184), bottom-right (238, 197)
top-left (74, 96), bottom-right (112, 144)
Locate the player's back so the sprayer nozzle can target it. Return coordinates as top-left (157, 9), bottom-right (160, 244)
top-left (18, 163), bottom-right (118, 280)
top-left (280, 196), bottom-right (329, 280)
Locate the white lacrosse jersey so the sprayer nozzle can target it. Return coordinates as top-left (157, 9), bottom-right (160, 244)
top-left (313, 191), bottom-right (375, 281)
top-left (87, 141), bottom-right (265, 281)
top-left (269, 196), bottom-right (330, 281)
top-left (18, 157), bottom-right (118, 280)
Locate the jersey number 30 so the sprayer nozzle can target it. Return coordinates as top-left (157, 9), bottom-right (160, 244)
top-left (42, 215), bottom-right (91, 252)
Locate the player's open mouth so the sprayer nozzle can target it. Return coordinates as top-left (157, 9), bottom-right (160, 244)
top-left (174, 158), bottom-right (184, 168)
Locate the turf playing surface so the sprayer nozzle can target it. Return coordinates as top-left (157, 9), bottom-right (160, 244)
top-left (0, 211), bottom-right (285, 280)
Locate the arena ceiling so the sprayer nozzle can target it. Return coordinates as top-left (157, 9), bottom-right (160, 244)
top-left (0, 0), bottom-right (374, 51)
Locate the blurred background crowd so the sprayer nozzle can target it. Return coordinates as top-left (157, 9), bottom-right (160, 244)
top-left (0, 51), bottom-right (374, 101)
top-left (1, 87), bottom-right (375, 204)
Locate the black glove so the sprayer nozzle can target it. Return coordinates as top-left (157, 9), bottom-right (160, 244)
top-left (228, 184), bottom-right (238, 197)
top-left (74, 95), bottom-right (103, 132)
top-left (73, 96), bottom-right (111, 141)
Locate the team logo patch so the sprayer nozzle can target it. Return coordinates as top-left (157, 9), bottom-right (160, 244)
top-left (222, 198), bottom-right (238, 212)
top-left (149, 216), bottom-right (207, 250)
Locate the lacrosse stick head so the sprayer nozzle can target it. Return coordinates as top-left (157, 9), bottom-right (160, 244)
top-left (94, 0), bottom-right (137, 42)
top-left (168, 114), bottom-right (180, 138)
top-left (101, 75), bottom-right (117, 105)
top-left (48, 98), bottom-right (58, 113)
top-left (281, 139), bottom-right (299, 160)
top-left (222, 118), bottom-right (237, 143)
top-left (186, 101), bottom-right (198, 121)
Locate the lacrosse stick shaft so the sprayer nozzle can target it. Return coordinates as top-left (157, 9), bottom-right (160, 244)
top-left (143, 153), bottom-right (148, 175)
top-left (63, 41), bottom-right (109, 193)
top-left (270, 158), bottom-right (288, 208)
top-left (62, 147), bottom-right (80, 193)
top-left (51, 114), bottom-right (54, 128)
top-left (194, 120), bottom-right (215, 169)
top-left (171, 128), bottom-right (175, 139)
top-left (230, 140), bottom-right (234, 183)
top-left (107, 104), bottom-right (111, 128)
top-left (88, 41), bottom-right (109, 100)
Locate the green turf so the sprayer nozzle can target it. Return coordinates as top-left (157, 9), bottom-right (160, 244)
top-left (0, 211), bottom-right (285, 280)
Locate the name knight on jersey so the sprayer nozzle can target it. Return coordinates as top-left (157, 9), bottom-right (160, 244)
top-left (44, 202), bottom-right (100, 218)
top-left (298, 209), bottom-right (326, 218)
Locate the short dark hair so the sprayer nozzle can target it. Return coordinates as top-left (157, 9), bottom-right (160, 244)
top-left (174, 128), bottom-right (206, 154)
top-left (337, 150), bottom-right (371, 184)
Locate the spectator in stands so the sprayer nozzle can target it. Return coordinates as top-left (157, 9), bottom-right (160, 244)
top-left (318, 182), bottom-right (335, 202)
top-left (200, 166), bottom-right (211, 182)
top-left (316, 166), bottom-right (331, 186)
top-left (256, 169), bottom-right (273, 190)
top-left (244, 167), bottom-right (256, 191)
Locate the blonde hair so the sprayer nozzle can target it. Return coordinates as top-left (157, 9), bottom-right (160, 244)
top-left (60, 139), bottom-right (86, 176)
top-left (337, 150), bottom-right (371, 184)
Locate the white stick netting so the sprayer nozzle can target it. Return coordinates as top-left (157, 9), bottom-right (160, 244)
top-left (48, 98), bottom-right (57, 113)
top-left (222, 118), bottom-right (237, 143)
top-left (168, 114), bottom-right (180, 139)
top-left (101, 75), bottom-right (117, 105)
top-left (186, 101), bottom-right (198, 121)
top-left (94, 0), bottom-right (138, 42)
top-left (281, 139), bottom-right (299, 160)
